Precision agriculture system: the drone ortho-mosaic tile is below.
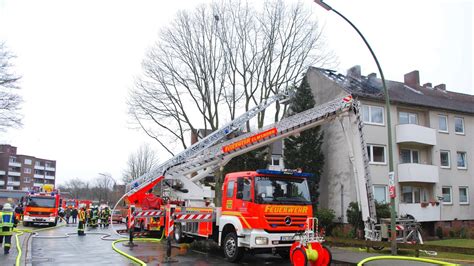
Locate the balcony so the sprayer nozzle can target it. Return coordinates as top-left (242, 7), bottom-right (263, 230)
top-left (396, 124), bottom-right (436, 146)
top-left (45, 175), bottom-right (55, 180)
top-left (34, 182), bottom-right (44, 187)
top-left (34, 174), bottom-right (44, 179)
top-left (399, 203), bottom-right (440, 222)
top-left (0, 180), bottom-right (4, 186)
top-left (398, 164), bottom-right (439, 183)
top-left (34, 165), bottom-right (45, 170)
top-left (9, 161), bottom-right (21, 167)
top-left (0, 170), bottom-right (5, 175)
top-left (45, 166), bottom-right (55, 171)
top-left (8, 171), bottom-right (21, 177)
top-left (7, 181), bottom-right (20, 186)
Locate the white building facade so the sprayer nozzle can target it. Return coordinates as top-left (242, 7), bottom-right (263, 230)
top-left (306, 66), bottom-right (474, 234)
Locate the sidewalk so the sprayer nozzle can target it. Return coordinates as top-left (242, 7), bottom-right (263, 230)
top-left (330, 247), bottom-right (440, 265)
top-left (0, 225), bottom-right (32, 266)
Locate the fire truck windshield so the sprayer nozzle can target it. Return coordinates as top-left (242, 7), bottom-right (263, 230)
top-left (255, 176), bottom-right (311, 205)
top-left (27, 197), bottom-right (56, 208)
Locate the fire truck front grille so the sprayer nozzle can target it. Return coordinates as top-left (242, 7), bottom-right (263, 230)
top-left (30, 212), bottom-right (50, 216)
top-left (264, 214), bottom-right (307, 228)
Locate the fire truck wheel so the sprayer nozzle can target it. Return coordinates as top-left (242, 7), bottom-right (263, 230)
top-left (223, 232), bottom-right (244, 262)
top-left (174, 223), bottom-right (184, 243)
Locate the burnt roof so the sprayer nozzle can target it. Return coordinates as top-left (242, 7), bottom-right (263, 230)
top-left (314, 67), bottom-right (474, 114)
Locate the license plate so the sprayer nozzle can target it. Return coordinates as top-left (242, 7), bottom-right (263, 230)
top-left (280, 236), bottom-right (294, 241)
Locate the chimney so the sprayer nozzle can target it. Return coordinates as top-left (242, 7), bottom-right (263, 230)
top-left (368, 73), bottom-right (377, 80)
top-left (423, 82), bottom-right (432, 88)
top-left (404, 70), bottom-right (420, 87)
top-left (346, 65), bottom-right (361, 81)
top-left (434, 84), bottom-right (446, 91)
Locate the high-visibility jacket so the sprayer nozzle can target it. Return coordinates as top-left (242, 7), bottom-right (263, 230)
top-left (0, 211), bottom-right (15, 236)
top-left (79, 209), bottom-right (86, 222)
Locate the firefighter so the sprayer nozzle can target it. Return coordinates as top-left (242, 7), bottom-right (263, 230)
top-left (0, 203), bottom-right (17, 254)
top-left (86, 207), bottom-right (91, 227)
top-left (90, 206), bottom-right (99, 228)
top-left (101, 206), bottom-right (111, 227)
top-left (77, 206), bottom-right (86, 236)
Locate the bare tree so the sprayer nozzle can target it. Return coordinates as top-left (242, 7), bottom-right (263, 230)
top-left (94, 173), bottom-right (116, 204)
top-left (129, 0), bottom-right (335, 155)
top-left (122, 143), bottom-right (158, 184)
top-left (62, 178), bottom-right (87, 199)
top-left (0, 42), bottom-right (22, 131)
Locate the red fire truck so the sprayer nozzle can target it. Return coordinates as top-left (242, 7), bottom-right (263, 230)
top-left (23, 189), bottom-right (61, 227)
top-left (62, 199), bottom-right (92, 210)
top-left (122, 94), bottom-right (357, 265)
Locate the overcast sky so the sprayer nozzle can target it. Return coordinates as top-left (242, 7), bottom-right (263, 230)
top-left (0, 0), bottom-right (472, 186)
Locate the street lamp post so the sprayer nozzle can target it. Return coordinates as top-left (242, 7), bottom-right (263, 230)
top-left (314, 0), bottom-right (397, 255)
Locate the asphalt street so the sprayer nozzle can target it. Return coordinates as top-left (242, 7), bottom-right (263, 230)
top-left (0, 221), bottom-right (450, 266)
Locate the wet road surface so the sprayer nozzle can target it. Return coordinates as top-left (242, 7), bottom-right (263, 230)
top-left (29, 222), bottom-right (293, 266)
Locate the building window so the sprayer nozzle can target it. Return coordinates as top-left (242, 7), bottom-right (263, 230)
top-left (362, 105), bottom-right (384, 125)
top-left (454, 117), bottom-right (464, 134)
top-left (440, 150), bottom-right (450, 168)
top-left (271, 157), bottom-right (280, 166)
top-left (399, 112), bottom-right (418, 125)
top-left (442, 187), bottom-right (452, 204)
top-left (438, 115), bottom-right (448, 133)
top-left (24, 159), bottom-right (32, 165)
top-left (400, 149), bottom-right (419, 164)
top-left (24, 168), bottom-right (32, 174)
top-left (401, 186), bottom-right (423, 204)
top-left (373, 185), bottom-right (387, 204)
top-left (9, 156), bottom-right (17, 163)
top-left (459, 187), bottom-right (469, 204)
top-left (24, 177), bottom-right (31, 183)
top-left (367, 145), bottom-right (386, 164)
top-left (457, 152), bottom-right (467, 169)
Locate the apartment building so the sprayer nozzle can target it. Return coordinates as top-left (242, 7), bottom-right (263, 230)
top-left (0, 144), bottom-right (56, 191)
top-left (305, 66), bottom-right (473, 232)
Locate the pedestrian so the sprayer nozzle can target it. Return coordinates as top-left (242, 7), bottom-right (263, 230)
top-left (58, 207), bottom-right (65, 222)
top-left (71, 208), bottom-right (78, 224)
top-left (65, 207), bottom-right (71, 224)
top-left (0, 203), bottom-right (18, 254)
top-left (78, 207), bottom-right (86, 236)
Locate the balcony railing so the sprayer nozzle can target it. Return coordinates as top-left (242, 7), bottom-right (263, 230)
top-left (34, 174), bottom-right (44, 179)
top-left (0, 180), bottom-right (5, 186)
top-left (0, 170), bottom-right (6, 175)
top-left (396, 124), bottom-right (436, 146)
top-left (45, 167), bottom-right (56, 171)
top-left (33, 182), bottom-right (44, 187)
top-left (45, 175), bottom-right (55, 180)
top-left (399, 203), bottom-right (440, 222)
top-left (9, 161), bottom-right (21, 167)
top-left (398, 163), bottom-right (439, 183)
top-left (8, 171), bottom-right (21, 177)
top-left (7, 181), bottom-right (20, 186)
top-left (34, 165), bottom-right (45, 170)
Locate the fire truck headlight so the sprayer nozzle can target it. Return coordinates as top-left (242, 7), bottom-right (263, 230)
top-left (255, 237), bottom-right (268, 245)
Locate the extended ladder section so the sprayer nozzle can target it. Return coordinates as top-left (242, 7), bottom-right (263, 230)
top-left (166, 96), bottom-right (355, 178)
top-left (126, 91), bottom-right (289, 195)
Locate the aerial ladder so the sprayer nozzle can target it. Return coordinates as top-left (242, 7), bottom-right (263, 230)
top-left (121, 91), bottom-right (420, 264)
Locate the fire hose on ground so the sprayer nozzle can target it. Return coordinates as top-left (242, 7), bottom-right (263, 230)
top-left (13, 215), bottom-right (166, 266)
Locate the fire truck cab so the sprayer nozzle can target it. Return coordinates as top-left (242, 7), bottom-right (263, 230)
top-left (23, 190), bottom-right (61, 227)
top-left (218, 169), bottom-right (313, 260)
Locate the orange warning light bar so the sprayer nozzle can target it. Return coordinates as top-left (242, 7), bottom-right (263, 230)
top-left (222, 128), bottom-right (277, 153)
